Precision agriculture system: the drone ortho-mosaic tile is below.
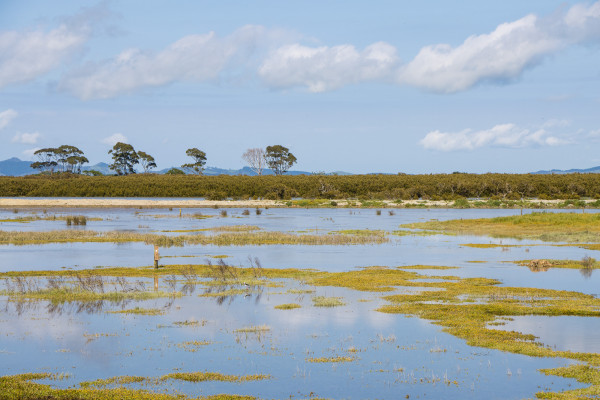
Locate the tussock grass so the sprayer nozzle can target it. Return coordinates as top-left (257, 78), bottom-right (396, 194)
top-left (312, 296), bottom-right (345, 307)
top-left (274, 303), bottom-right (301, 310)
top-left (402, 212), bottom-right (600, 242)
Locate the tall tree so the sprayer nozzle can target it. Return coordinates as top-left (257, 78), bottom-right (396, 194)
top-left (108, 142), bottom-right (139, 175)
top-left (138, 151), bottom-right (157, 173)
top-left (242, 148), bottom-right (266, 175)
top-left (56, 145), bottom-right (88, 173)
top-left (182, 148), bottom-right (207, 175)
top-left (265, 145), bottom-right (297, 175)
top-left (31, 148), bottom-right (59, 173)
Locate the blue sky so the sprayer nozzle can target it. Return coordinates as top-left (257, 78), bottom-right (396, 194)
top-left (1, 1), bottom-right (599, 173)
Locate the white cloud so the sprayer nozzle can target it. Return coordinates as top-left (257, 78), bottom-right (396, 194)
top-left (12, 132), bottom-right (40, 144)
top-left (0, 24), bottom-right (88, 89)
top-left (0, 109), bottom-right (18, 130)
top-left (258, 1), bottom-right (600, 93)
top-left (60, 25), bottom-right (267, 99)
top-left (420, 123), bottom-right (569, 151)
top-left (398, 1), bottom-right (600, 92)
top-left (22, 147), bottom-right (40, 159)
top-left (102, 133), bottom-right (128, 146)
top-left (258, 42), bottom-right (399, 92)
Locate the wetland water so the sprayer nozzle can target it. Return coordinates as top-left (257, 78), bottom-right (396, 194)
top-left (1, 206), bottom-right (599, 399)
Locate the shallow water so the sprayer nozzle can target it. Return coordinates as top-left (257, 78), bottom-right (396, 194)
top-left (0, 206), bottom-right (598, 399)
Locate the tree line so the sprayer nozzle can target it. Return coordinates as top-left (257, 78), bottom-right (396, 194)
top-left (30, 143), bottom-right (297, 176)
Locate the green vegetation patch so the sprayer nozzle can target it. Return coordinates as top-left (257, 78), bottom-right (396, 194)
top-left (0, 373), bottom-right (256, 400)
top-left (274, 303), bottom-right (301, 310)
top-left (402, 212), bottom-right (600, 242)
top-left (312, 296), bottom-right (346, 307)
top-left (107, 307), bottom-right (164, 316)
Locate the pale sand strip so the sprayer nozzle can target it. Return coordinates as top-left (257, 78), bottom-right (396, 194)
top-left (0, 198), bottom-right (281, 208)
top-left (0, 198), bottom-right (576, 209)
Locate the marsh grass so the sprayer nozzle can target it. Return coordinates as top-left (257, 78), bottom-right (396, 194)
top-left (274, 303), bottom-right (301, 310)
top-left (402, 212), bottom-right (600, 242)
top-left (65, 215), bottom-right (87, 226)
top-left (107, 307), bottom-right (164, 316)
top-left (1, 373), bottom-right (257, 400)
top-left (0, 229), bottom-right (388, 246)
top-left (515, 258), bottom-right (600, 270)
top-left (1, 274), bottom-right (177, 304)
top-left (307, 356), bottom-right (355, 363)
top-left (234, 325), bottom-right (270, 333)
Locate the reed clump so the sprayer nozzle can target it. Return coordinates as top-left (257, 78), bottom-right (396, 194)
top-left (65, 215), bottom-right (87, 226)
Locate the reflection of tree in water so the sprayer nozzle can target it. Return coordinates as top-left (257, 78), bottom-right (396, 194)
top-left (580, 267), bottom-right (594, 279)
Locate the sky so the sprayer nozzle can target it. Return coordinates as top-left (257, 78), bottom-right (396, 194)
top-left (1, 0), bottom-right (599, 174)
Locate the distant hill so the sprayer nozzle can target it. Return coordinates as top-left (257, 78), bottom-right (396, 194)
top-left (531, 166), bottom-right (600, 174)
top-left (0, 158), bottom-right (350, 177)
top-left (0, 157), bottom-right (36, 176)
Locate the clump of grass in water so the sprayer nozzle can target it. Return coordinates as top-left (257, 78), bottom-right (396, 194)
top-left (66, 215), bottom-right (87, 226)
top-left (242, 209), bottom-right (250, 215)
top-left (307, 356), bottom-right (355, 363)
top-left (312, 296), bottom-right (345, 307)
top-left (220, 210), bottom-right (227, 217)
top-left (234, 324), bottom-right (270, 333)
top-left (274, 303), bottom-right (301, 310)
top-left (107, 307), bottom-right (164, 316)
top-left (255, 208), bottom-right (262, 215)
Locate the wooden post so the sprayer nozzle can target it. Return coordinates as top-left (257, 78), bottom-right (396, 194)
top-left (154, 245), bottom-right (160, 269)
top-left (179, 208), bottom-right (182, 217)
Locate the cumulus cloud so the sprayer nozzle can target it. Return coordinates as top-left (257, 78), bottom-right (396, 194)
top-left (258, 42), bottom-right (399, 92)
top-left (420, 123), bottom-right (569, 151)
top-left (12, 132), bottom-right (40, 144)
top-left (398, 2), bottom-right (600, 92)
top-left (258, 1), bottom-right (600, 93)
top-left (22, 147), bottom-right (41, 159)
top-left (60, 25), bottom-right (267, 99)
top-left (102, 133), bottom-right (128, 146)
top-left (0, 109), bottom-right (17, 130)
top-left (0, 24), bottom-right (88, 89)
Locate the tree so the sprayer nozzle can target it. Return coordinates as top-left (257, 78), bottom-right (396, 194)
top-left (242, 148), bottom-right (266, 175)
top-left (265, 145), bottom-right (297, 175)
top-left (56, 145), bottom-right (88, 173)
top-left (108, 142), bottom-right (139, 175)
top-left (31, 148), bottom-right (58, 173)
top-left (138, 151), bottom-right (157, 173)
top-left (182, 148), bottom-right (206, 175)
top-left (165, 167), bottom-right (185, 175)
top-left (31, 145), bottom-right (88, 174)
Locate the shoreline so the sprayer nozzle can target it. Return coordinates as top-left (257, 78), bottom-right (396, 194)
top-left (0, 198), bottom-right (594, 209)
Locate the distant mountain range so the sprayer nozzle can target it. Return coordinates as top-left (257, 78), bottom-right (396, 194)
top-left (0, 157), bottom-right (350, 177)
top-left (531, 166), bottom-right (600, 174)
